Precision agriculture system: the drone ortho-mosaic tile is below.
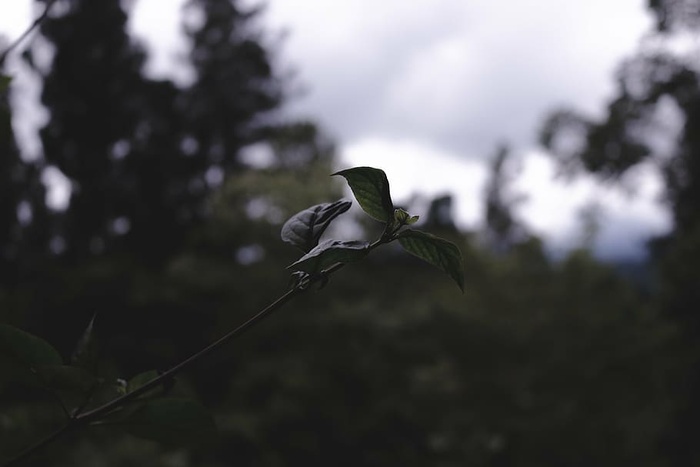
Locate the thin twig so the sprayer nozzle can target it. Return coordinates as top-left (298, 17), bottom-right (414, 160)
top-left (3, 285), bottom-right (305, 466)
top-left (4, 237), bottom-right (392, 466)
top-left (76, 286), bottom-right (304, 424)
top-left (0, 0), bottom-right (59, 65)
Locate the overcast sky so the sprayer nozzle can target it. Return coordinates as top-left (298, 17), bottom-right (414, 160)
top-left (0, 0), bottom-right (672, 258)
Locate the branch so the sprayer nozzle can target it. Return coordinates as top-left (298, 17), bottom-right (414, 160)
top-left (74, 239), bottom-right (387, 425)
top-left (76, 286), bottom-right (304, 423)
top-left (0, 0), bottom-right (58, 66)
top-left (3, 284), bottom-right (306, 466)
top-left (3, 228), bottom-right (396, 465)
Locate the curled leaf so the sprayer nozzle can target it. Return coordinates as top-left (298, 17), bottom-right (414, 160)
top-left (281, 199), bottom-right (352, 252)
top-left (288, 239), bottom-right (370, 274)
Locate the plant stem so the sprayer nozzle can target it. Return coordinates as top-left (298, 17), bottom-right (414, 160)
top-left (76, 286), bottom-right (304, 423)
top-left (4, 285), bottom-right (303, 466)
top-left (4, 236), bottom-right (394, 466)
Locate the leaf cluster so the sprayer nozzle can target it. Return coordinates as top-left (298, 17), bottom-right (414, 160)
top-left (282, 166), bottom-right (464, 291)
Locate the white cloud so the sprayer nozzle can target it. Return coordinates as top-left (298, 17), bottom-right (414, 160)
top-left (0, 2), bottom-right (32, 40)
top-left (516, 151), bottom-right (671, 257)
top-left (128, 0), bottom-right (193, 84)
top-left (1, 0), bottom-right (669, 257)
top-left (265, 0), bottom-right (652, 156)
top-left (264, 0), bottom-right (665, 257)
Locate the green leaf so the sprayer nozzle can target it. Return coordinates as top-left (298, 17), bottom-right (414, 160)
top-left (123, 397), bottom-right (217, 446)
top-left (288, 239), bottom-right (370, 274)
top-left (281, 199), bottom-right (352, 252)
top-left (397, 230), bottom-right (465, 292)
top-left (0, 324), bottom-right (62, 368)
top-left (333, 167), bottom-right (394, 222)
top-left (71, 314), bottom-right (98, 371)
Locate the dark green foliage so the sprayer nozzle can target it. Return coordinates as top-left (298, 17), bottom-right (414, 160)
top-left (198, 241), bottom-right (674, 467)
top-left (122, 398), bottom-right (216, 447)
top-left (0, 324), bottom-right (62, 368)
top-left (0, 1), bottom-right (685, 466)
top-left (32, 365), bottom-right (96, 409)
top-left (1, 161), bottom-right (470, 465)
top-left (0, 158), bottom-right (678, 466)
top-left (539, 1), bottom-right (700, 464)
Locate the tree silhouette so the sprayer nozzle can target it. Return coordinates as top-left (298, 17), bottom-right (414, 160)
top-left (483, 144), bottom-right (526, 252)
top-left (32, 0), bottom-right (283, 265)
top-left (0, 67), bottom-right (50, 290)
top-left (540, 1), bottom-right (700, 463)
top-left (34, 0), bottom-right (155, 261)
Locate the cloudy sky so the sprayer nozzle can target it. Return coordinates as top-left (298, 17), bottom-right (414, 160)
top-left (1, 0), bottom-right (671, 258)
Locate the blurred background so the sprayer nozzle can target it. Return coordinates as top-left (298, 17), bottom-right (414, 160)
top-left (0, 0), bottom-right (698, 465)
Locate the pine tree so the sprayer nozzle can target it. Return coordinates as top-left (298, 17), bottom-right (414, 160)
top-left (33, 0), bottom-right (284, 265)
top-left (0, 64), bottom-right (50, 290)
top-left (483, 144), bottom-right (526, 252)
top-left (35, 0), bottom-right (154, 261)
top-left (181, 0), bottom-right (284, 173)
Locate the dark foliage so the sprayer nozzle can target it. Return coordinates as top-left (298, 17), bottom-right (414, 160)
top-left (540, 0), bottom-right (700, 463)
top-left (0, 0), bottom-right (686, 465)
